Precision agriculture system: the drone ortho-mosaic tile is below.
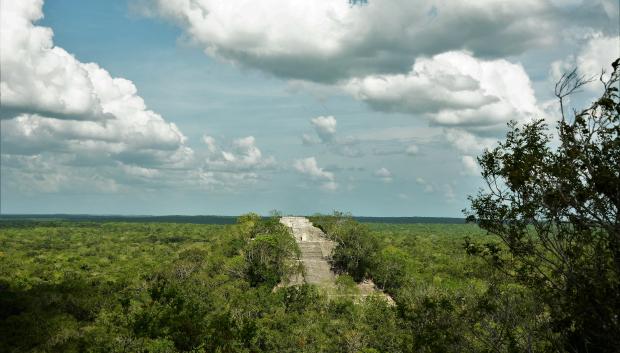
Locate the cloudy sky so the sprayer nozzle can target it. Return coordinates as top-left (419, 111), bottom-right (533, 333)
top-left (1, 0), bottom-right (618, 216)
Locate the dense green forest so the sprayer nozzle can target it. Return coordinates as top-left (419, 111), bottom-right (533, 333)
top-left (1, 215), bottom-right (552, 353)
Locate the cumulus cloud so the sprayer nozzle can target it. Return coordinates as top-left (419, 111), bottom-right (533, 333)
top-left (294, 157), bottom-right (334, 180)
top-left (303, 116), bottom-right (338, 145)
top-left (551, 34), bottom-right (620, 88)
top-left (311, 116), bottom-right (337, 143)
top-left (293, 157), bottom-right (338, 190)
top-left (576, 35), bottom-right (619, 80)
top-left (374, 167), bottom-right (393, 183)
top-left (139, 0), bottom-right (616, 174)
top-left (205, 136), bottom-right (276, 171)
top-left (202, 134), bottom-right (217, 153)
top-left (1, 113), bottom-right (192, 166)
top-left (345, 51), bottom-right (542, 135)
top-left (415, 177), bottom-right (435, 193)
top-left (0, 153), bottom-right (182, 194)
top-left (461, 155), bottom-right (480, 176)
top-left (170, 135), bottom-right (277, 190)
top-left (302, 116), bottom-right (364, 157)
top-left (144, 0), bottom-right (558, 82)
top-left (0, 0), bottom-right (105, 121)
top-left (0, 0), bottom-right (193, 192)
top-left (444, 128), bottom-right (497, 156)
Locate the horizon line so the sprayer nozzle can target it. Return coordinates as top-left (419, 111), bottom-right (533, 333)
top-left (0, 213), bottom-right (465, 219)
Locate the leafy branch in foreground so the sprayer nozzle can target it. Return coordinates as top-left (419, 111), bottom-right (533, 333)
top-left (465, 58), bottom-right (620, 352)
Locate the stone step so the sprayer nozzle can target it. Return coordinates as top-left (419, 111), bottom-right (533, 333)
top-left (298, 245), bottom-right (324, 258)
top-left (280, 217), bottom-right (337, 286)
top-left (303, 262), bottom-right (335, 284)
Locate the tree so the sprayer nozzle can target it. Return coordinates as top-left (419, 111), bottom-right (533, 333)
top-left (244, 224), bottom-right (301, 287)
top-left (327, 216), bottom-right (379, 282)
top-left (465, 58), bottom-right (619, 352)
top-left (371, 245), bottom-right (409, 292)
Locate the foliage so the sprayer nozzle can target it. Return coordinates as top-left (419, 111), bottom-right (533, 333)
top-left (0, 216), bottom-right (563, 352)
top-left (372, 245), bottom-right (409, 291)
top-left (243, 217), bottom-right (301, 287)
top-left (310, 212), bottom-right (379, 282)
top-left (466, 59), bottom-right (620, 352)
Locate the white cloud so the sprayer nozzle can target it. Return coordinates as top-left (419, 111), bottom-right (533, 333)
top-left (461, 155), bottom-right (480, 176)
top-left (202, 134), bottom-right (217, 152)
top-left (405, 144), bottom-right (419, 156)
top-left (0, 0), bottom-right (105, 121)
top-left (1, 155), bottom-right (70, 193)
top-left (293, 157), bottom-right (338, 190)
top-left (138, 0), bottom-right (612, 173)
top-left (374, 167), bottom-right (393, 183)
top-left (444, 128), bottom-right (497, 156)
top-left (302, 116), bottom-right (364, 157)
top-left (550, 34), bottom-right (620, 88)
top-left (205, 136), bottom-right (276, 171)
top-left (577, 35), bottom-right (619, 82)
top-left (145, 0), bottom-right (557, 82)
top-left (345, 51), bottom-right (550, 160)
top-left (1, 113), bottom-right (191, 166)
top-left (415, 177), bottom-right (435, 193)
top-left (0, 154), bottom-right (126, 194)
top-left (180, 135), bottom-right (278, 190)
top-left (445, 129), bottom-right (493, 176)
top-left (550, 58), bottom-right (576, 84)
top-left (294, 157), bottom-right (334, 181)
top-left (345, 51), bottom-right (541, 135)
top-left (0, 0), bottom-right (193, 192)
top-left (311, 115), bottom-right (337, 142)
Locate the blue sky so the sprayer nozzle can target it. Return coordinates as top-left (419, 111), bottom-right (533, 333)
top-left (1, 0), bottom-right (618, 216)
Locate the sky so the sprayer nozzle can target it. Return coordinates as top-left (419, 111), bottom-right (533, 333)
top-left (0, 0), bottom-right (618, 216)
